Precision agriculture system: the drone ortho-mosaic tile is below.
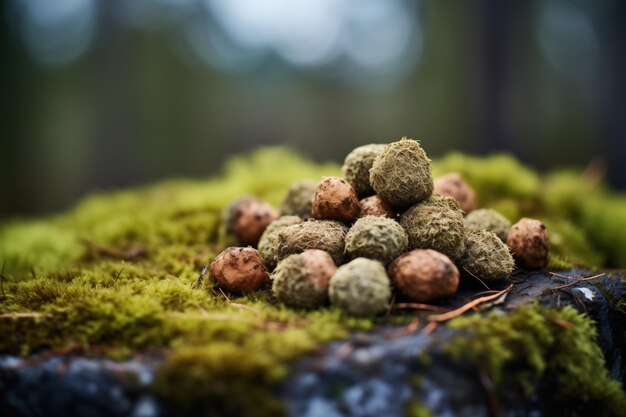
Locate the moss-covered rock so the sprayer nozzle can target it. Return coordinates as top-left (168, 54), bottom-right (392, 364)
top-left (2, 146), bottom-right (626, 415)
top-left (445, 304), bottom-right (626, 416)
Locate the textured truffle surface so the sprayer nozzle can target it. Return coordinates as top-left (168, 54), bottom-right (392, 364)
top-left (311, 177), bottom-right (360, 222)
top-left (462, 230), bottom-right (514, 281)
top-left (399, 197), bottom-right (466, 261)
top-left (341, 144), bottom-right (386, 197)
top-left (370, 137), bottom-right (433, 208)
top-left (329, 258), bottom-right (391, 316)
top-left (209, 247), bottom-right (269, 292)
top-left (223, 197), bottom-right (278, 246)
top-left (464, 208), bottom-right (511, 242)
top-left (280, 180), bottom-right (317, 220)
top-left (277, 220), bottom-right (348, 265)
top-left (257, 215), bottom-right (303, 270)
top-left (344, 216), bottom-right (408, 264)
top-left (434, 172), bottom-right (476, 213)
top-left (388, 249), bottom-right (459, 302)
top-left (359, 195), bottom-right (396, 218)
top-left (271, 249), bottom-right (336, 309)
top-left (506, 218), bottom-right (549, 269)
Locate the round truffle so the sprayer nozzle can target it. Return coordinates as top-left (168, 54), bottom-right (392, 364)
top-left (311, 176), bottom-right (360, 222)
top-left (329, 258), bottom-right (391, 316)
top-left (277, 220), bottom-right (348, 265)
top-left (209, 247), bottom-right (269, 292)
top-left (257, 215), bottom-right (303, 270)
top-left (223, 197), bottom-right (278, 246)
top-left (271, 249), bottom-right (337, 309)
top-left (359, 195), bottom-right (397, 218)
top-left (462, 230), bottom-right (514, 281)
top-left (344, 216), bottom-right (408, 265)
top-left (434, 172), bottom-right (476, 213)
top-left (506, 218), bottom-right (549, 269)
top-left (388, 249), bottom-right (459, 302)
top-left (370, 137), bottom-right (433, 208)
top-left (342, 144), bottom-right (386, 197)
top-left (280, 180), bottom-right (317, 220)
top-left (464, 208), bottom-right (511, 242)
top-left (399, 197), bottom-right (466, 261)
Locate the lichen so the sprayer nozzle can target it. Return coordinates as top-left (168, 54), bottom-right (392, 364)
top-left (444, 304), bottom-right (626, 416)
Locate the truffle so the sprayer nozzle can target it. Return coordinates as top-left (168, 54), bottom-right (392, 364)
top-left (311, 176), bottom-right (360, 222)
top-left (342, 144), bottom-right (386, 197)
top-left (329, 258), bottom-right (391, 316)
top-left (280, 180), bottom-right (317, 220)
top-left (277, 220), bottom-right (348, 265)
top-left (271, 249), bottom-right (336, 309)
top-left (464, 208), bottom-right (511, 242)
top-left (388, 249), bottom-right (459, 302)
top-left (462, 230), bottom-right (514, 281)
top-left (223, 197), bottom-right (278, 246)
top-left (434, 172), bottom-right (476, 213)
top-left (344, 216), bottom-right (408, 265)
top-left (506, 218), bottom-right (549, 269)
top-left (257, 215), bottom-right (303, 270)
top-left (399, 196), bottom-right (466, 261)
top-left (370, 137), bottom-right (433, 208)
top-left (359, 195), bottom-right (397, 218)
top-left (209, 247), bottom-right (269, 292)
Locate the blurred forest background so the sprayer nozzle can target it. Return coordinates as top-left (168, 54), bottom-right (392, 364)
top-left (1, 0), bottom-right (625, 216)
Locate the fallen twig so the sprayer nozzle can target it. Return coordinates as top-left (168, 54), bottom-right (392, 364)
top-left (547, 272), bottom-right (605, 291)
top-left (428, 285), bottom-right (513, 322)
top-left (80, 238), bottom-right (147, 261)
top-left (113, 266), bottom-right (126, 282)
top-left (393, 303), bottom-right (448, 312)
top-left (192, 264), bottom-right (208, 289)
top-left (385, 293), bottom-right (396, 317)
top-left (463, 267), bottom-right (491, 291)
top-left (386, 319), bottom-right (420, 339)
top-left (0, 312), bottom-right (51, 319)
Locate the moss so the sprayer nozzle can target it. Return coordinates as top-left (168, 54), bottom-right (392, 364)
top-left (404, 400), bottom-right (433, 417)
top-left (445, 305), bottom-right (626, 416)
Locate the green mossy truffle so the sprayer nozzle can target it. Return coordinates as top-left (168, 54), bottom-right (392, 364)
top-left (342, 144), bottom-right (386, 197)
top-left (257, 215), bottom-right (303, 270)
top-left (271, 249), bottom-right (336, 309)
top-left (399, 196), bottom-right (466, 260)
top-left (344, 216), bottom-right (408, 264)
top-left (329, 258), bottom-right (391, 316)
top-left (462, 230), bottom-right (514, 281)
top-left (464, 208), bottom-right (512, 242)
top-left (277, 220), bottom-right (348, 265)
top-left (370, 137), bottom-right (433, 208)
top-left (280, 180), bottom-right (317, 220)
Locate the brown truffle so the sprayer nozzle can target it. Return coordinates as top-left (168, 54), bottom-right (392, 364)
top-left (209, 247), bottom-right (269, 292)
top-left (434, 173), bottom-right (476, 213)
top-left (311, 176), bottom-right (360, 222)
top-left (506, 218), bottom-right (549, 269)
top-left (359, 195), bottom-right (397, 218)
top-left (388, 249), bottom-right (459, 302)
top-left (223, 197), bottom-right (278, 246)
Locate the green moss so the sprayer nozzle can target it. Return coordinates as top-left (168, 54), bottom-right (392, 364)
top-left (445, 305), bottom-right (626, 416)
top-left (404, 400), bottom-right (432, 417)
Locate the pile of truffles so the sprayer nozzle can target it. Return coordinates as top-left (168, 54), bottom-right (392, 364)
top-left (210, 137), bottom-right (550, 316)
